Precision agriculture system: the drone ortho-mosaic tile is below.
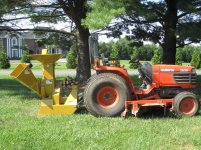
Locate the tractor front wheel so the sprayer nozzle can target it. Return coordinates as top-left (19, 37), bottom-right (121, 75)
top-left (84, 73), bottom-right (130, 117)
top-left (174, 92), bottom-right (200, 117)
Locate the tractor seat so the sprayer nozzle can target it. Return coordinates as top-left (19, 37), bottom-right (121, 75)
top-left (140, 62), bottom-right (152, 83)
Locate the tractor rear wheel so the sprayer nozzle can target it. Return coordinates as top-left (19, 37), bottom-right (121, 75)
top-left (84, 73), bottom-right (130, 117)
top-left (174, 92), bottom-right (200, 116)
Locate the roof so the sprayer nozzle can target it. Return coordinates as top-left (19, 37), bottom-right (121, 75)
top-left (0, 26), bottom-right (48, 39)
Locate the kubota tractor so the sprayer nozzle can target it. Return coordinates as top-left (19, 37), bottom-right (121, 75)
top-left (84, 34), bottom-right (200, 117)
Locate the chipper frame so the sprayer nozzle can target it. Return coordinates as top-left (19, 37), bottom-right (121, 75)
top-left (10, 49), bottom-right (77, 116)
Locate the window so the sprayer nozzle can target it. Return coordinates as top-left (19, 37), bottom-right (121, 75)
top-left (12, 49), bottom-right (18, 58)
top-left (12, 37), bottom-right (18, 46)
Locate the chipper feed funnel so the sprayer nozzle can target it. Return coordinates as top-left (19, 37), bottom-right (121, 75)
top-left (10, 63), bottom-right (40, 96)
top-left (10, 50), bottom-right (78, 116)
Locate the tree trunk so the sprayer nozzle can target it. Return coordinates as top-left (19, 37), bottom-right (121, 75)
top-left (163, 0), bottom-right (177, 64)
top-left (58, 0), bottom-right (91, 83)
top-left (76, 27), bottom-right (91, 83)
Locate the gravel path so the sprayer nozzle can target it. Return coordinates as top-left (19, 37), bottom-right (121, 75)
top-left (0, 69), bottom-right (139, 76)
top-left (0, 69), bottom-right (200, 76)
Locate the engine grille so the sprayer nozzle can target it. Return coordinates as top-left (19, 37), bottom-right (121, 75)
top-left (174, 73), bottom-right (196, 84)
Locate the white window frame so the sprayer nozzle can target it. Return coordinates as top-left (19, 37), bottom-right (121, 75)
top-left (12, 49), bottom-right (18, 58)
top-left (12, 37), bottom-right (18, 46)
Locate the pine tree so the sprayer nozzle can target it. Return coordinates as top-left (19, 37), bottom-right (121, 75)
top-left (176, 48), bottom-right (183, 65)
top-left (190, 48), bottom-right (201, 69)
top-left (110, 43), bottom-right (120, 65)
top-left (66, 45), bottom-right (77, 69)
top-left (151, 47), bottom-right (162, 64)
top-left (21, 45), bottom-right (31, 63)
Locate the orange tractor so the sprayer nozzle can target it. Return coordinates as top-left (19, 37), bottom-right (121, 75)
top-left (84, 34), bottom-right (200, 117)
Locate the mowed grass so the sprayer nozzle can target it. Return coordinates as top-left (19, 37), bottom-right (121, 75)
top-left (0, 75), bottom-right (201, 149)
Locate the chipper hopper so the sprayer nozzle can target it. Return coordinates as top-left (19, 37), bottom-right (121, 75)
top-left (10, 50), bottom-right (77, 116)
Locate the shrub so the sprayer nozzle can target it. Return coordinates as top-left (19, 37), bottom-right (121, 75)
top-left (176, 48), bottom-right (183, 65)
top-left (0, 52), bottom-right (10, 69)
top-left (129, 48), bottom-right (140, 69)
top-left (66, 45), bottom-right (77, 69)
top-left (110, 44), bottom-right (120, 65)
top-left (182, 46), bottom-right (194, 63)
top-left (110, 44), bottom-right (119, 59)
top-left (21, 50), bottom-right (31, 63)
top-left (129, 45), bottom-right (155, 69)
top-left (151, 47), bottom-right (162, 64)
top-left (190, 47), bottom-right (200, 69)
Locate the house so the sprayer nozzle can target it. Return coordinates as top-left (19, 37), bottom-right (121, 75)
top-left (0, 29), bottom-right (64, 59)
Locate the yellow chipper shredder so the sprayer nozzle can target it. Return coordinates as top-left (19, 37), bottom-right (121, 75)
top-left (10, 49), bottom-right (78, 116)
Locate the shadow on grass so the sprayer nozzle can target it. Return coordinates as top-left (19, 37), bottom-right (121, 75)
top-left (75, 107), bottom-right (89, 115)
top-left (0, 78), bottom-right (39, 100)
top-left (136, 107), bottom-right (178, 119)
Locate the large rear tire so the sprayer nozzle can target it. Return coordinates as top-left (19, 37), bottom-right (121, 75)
top-left (174, 92), bottom-right (200, 117)
top-left (84, 73), bottom-right (130, 117)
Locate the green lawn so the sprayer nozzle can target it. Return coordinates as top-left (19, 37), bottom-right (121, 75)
top-left (0, 75), bottom-right (201, 149)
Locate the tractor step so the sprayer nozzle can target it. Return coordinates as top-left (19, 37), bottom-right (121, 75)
top-left (141, 103), bottom-right (164, 107)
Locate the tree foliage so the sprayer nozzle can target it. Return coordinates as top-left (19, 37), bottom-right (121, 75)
top-left (82, 0), bottom-right (124, 29)
top-left (36, 33), bottom-right (74, 50)
top-left (84, 0), bottom-right (201, 64)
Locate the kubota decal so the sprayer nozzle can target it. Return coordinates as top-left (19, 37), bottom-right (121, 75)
top-left (160, 68), bottom-right (175, 72)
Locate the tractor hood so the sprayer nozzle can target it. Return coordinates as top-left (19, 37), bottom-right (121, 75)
top-left (152, 64), bottom-right (195, 73)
